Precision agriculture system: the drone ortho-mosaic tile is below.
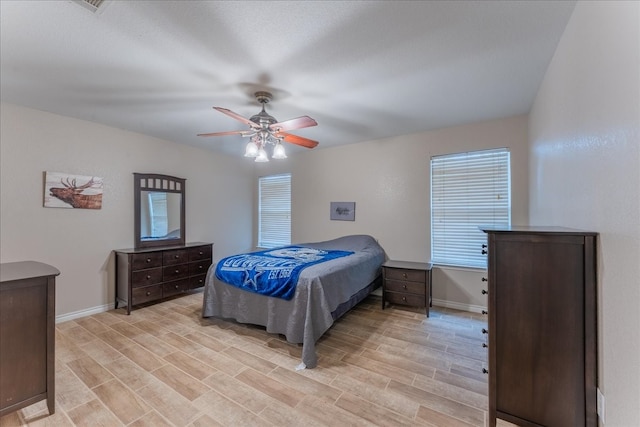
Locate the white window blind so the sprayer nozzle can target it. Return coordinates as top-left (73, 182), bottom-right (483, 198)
top-left (259, 173), bottom-right (291, 248)
top-left (431, 148), bottom-right (511, 268)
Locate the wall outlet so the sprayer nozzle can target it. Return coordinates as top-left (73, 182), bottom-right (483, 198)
top-left (597, 387), bottom-right (605, 424)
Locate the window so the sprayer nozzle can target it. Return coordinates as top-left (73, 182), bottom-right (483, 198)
top-left (430, 148), bottom-right (510, 268)
top-left (258, 173), bottom-right (291, 248)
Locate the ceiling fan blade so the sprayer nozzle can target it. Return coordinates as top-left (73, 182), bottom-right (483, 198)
top-left (278, 132), bottom-right (319, 149)
top-left (197, 130), bottom-right (253, 137)
top-left (270, 116), bottom-right (317, 132)
top-left (213, 107), bottom-right (260, 128)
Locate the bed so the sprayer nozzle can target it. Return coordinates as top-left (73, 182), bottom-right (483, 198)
top-left (201, 234), bottom-right (386, 368)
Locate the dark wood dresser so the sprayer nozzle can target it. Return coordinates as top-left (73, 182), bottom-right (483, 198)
top-left (381, 260), bottom-right (432, 316)
top-left (0, 261), bottom-right (59, 417)
top-left (481, 226), bottom-right (597, 427)
top-left (115, 242), bottom-right (213, 314)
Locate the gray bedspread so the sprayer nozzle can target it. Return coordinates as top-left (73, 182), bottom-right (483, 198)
top-left (201, 234), bottom-right (385, 368)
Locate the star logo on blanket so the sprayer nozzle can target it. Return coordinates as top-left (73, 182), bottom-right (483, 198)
top-left (243, 267), bottom-right (263, 290)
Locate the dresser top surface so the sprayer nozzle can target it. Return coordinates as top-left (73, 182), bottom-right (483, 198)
top-left (0, 261), bottom-right (60, 283)
top-left (383, 260), bottom-right (432, 271)
top-left (480, 225), bottom-right (597, 235)
top-left (115, 242), bottom-right (212, 254)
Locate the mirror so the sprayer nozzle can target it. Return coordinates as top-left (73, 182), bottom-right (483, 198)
top-left (134, 173), bottom-right (185, 249)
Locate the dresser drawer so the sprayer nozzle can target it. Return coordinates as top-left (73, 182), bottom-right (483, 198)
top-left (163, 264), bottom-right (189, 281)
top-left (163, 249), bottom-right (189, 266)
top-left (189, 260), bottom-right (211, 276)
top-left (189, 245), bottom-right (212, 261)
top-left (131, 267), bottom-right (163, 288)
top-left (131, 252), bottom-right (162, 270)
top-left (162, 279), bottom-right (191, 298)
top-left (132, 285), bottom-right (163, 305)
top-left (190, 274), bottom-right (207, 289)
top-left (385, 291), bottom-right (426, 308)
top-left (385, 268), bottom-right (425, 283)
top-left (385, 278), bottom-right (426, 295)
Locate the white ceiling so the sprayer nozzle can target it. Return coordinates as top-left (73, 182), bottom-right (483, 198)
top-left (0, 0), bottom-right (576, 157)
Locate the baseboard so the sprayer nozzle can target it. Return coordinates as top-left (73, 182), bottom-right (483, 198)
top-left (431, 298), bottom-right (486, 314)
top-left (56, 302), bottom-right (115, 324)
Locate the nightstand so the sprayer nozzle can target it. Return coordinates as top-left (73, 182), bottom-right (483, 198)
top-left (382, 260), bottom-right (432, 316)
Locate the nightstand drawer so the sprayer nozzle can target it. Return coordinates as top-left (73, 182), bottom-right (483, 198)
top-left (385, 278), bottom-right (426, 295)
top-left (385, 268), bottom-right (425, 283)
top-left (385, 291), bottom-right (426, 308)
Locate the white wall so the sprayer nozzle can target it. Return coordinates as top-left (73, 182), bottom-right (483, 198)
top-left (0, 103), bottom-right (254, 318)
top-left (529, 1), bottom-right (640, 425)
top-left (255, 114), bottom-right (529, 311)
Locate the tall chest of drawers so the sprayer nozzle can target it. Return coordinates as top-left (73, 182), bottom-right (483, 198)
top-left (0, 261), bottom-right (59, 417)
top-left (481, 226), bottom-right (597, 427)
top-left (115, 242), bottom-right (212, 314)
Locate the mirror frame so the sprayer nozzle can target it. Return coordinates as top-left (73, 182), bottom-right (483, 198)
top-left (134, 173), bottom-right (186, 249)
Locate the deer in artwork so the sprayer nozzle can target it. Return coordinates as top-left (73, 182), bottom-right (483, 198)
top-left (49, 177), bottom-right (103, 209)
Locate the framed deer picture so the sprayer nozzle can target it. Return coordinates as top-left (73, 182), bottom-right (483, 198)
top-left (44, 172), bottom-right (104, 209)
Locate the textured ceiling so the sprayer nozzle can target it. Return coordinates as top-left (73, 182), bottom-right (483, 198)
top-left (0, 1), bottom-right (576, 156)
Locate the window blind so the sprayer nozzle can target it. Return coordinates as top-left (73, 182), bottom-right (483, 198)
top-left (430, 148), bottom-right (510, 268)
top-left (259, 173), bottom-right (291, 248)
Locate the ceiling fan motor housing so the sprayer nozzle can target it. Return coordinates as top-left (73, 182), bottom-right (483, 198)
top-left (251, 91), bottom-right (277, 126)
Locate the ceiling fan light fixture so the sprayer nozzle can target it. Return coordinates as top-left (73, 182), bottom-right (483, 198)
top-left (272, 141), bottom-right (287, 159)
top-left (244, 140), bottom-right (259, 157)
top-left (255, 147), bottom-right (269, 162)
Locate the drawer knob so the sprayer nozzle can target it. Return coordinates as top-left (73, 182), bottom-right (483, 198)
top-left (482, 289), bottom-right (488, 295)
top-left (481, 250), bottom-right (487, 255)
top-left (146, 275), bottom-right (151, 280)
top-left (199, 265), bottom-right (203, 269)
top-left (482, 368), bottom-right (489, 374)
top-left (175, 255), bottom-right (180, 259)
top-left (175, 285), bottom-right (179, 289)
top-left (482, 277), bottom-right (488, 282)
top-left (402, 273), bottom-right (408, 278)
top-left (199, 251), bottom-right (203, 255)
top-left (402, 297), bottom-right (407, 302)
top-left (146, 258), bottom-right (152, 263)
top-left (482, 328), bottom-right (488, 334)
top-left (175, 269), bottom-right (180, 274)
top-left (198, 279), bottom-right (203, 283)
top-left (482, 244), bottom-right (487, 248)
top-left (402, 285), bottom-right (407, 290)
top-left (482, 310), bottom-right (488, 315)
top-left (482, 343), bottom-right (488, 348)
top-left (146, 291), bottom-right (151, 296)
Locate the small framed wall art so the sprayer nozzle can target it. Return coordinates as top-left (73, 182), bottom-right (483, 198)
top-left (44, 172), bottom-right (104, 209)
top-left (330, 201), bottom-right (355, 221)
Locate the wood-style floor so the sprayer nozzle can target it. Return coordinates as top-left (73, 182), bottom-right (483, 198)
top-left (0, 291), bottom-right (509, 427)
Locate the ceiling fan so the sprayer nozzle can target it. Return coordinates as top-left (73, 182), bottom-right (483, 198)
top-left (198, 91), bottom-right (318, 161)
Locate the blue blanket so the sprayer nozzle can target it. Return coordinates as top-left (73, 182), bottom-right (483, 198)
top-left (215, 246), bottom-right (354, 300)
